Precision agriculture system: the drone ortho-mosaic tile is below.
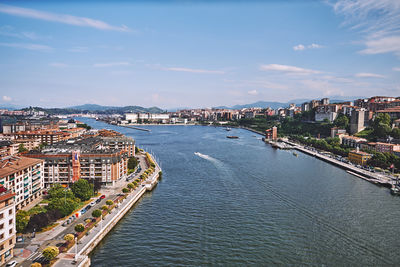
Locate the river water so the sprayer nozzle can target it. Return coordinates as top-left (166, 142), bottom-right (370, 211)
top-left (79, 118), bottom-right (400, 266)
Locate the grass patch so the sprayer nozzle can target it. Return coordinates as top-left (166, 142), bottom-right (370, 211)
top-left (38, 223), bottom-right (59, 233)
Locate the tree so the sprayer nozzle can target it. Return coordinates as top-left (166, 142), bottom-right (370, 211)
top-left (106, 200), bottom-right (114, 206)
top-left (71, 179), bottom-right (93, 201)
top-left (128, 157), bottom-right (139, 170)
top-left (16, 210), bottom-right (30, 233)
top-left (64, 234), bottom-right (74, 241)
top-left (101, 205), bottom-right (109, 211)
top-left (42, 246), bottom-right (59, 261)
top-left (47, 197), bottom-right (79, 217)
top-left (374, 113), bottom-right (391, 127)
top-left (48, 184), bottom-right (74, 200)
top-left (30, 263), bottom-right (42, 267)
top-left (75, 224), bottom-right (85, 232)
top-left (18, 144), bottom-right (28, 153)
top-left (374, 123), bottom-right (392, 139)
top-left (92, 209), bottom-right (102, 218)
top-left (334, 113), bottom-right (349, 128)
top-left (25, 210), bottom-right (61, 233)
top-left (392, 128), bottom-right (400, 139)
top-left (122, 188), bottom-right (129, 193)
top-left (127, 183), bottom-right (135, 189)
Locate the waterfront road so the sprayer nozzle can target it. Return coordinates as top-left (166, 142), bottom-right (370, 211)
top-left (15, 153), bottom-right (149, 267)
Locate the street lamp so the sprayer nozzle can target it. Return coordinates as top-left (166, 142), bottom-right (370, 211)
top-left (74, 237), bottom-right (78, 261)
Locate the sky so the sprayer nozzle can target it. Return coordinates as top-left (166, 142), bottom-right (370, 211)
top-left (0, 0), bottom-right (399, 109)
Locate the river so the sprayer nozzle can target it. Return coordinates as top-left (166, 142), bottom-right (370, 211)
top-left (78, 118), bottom-right (400, 266)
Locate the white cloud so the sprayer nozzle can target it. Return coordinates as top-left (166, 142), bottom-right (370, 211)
top-left (247, 90), bottom-right (258, 95)
top-left (49, 63), bottom-right (68, 68)
top-left (0, 4), bottom-right (131, 32)
top-left (293, 43), bottom-right (323, 51)
top-left (260, 64), bottom-right (321, 75)
top-left (2, 96), bottom-right (12, 102)
top-left (332, 0), bottom-right (400, 56)
top-left (162, 67), bottom-right (225, 74)
top-left (293, 44), bottom-right (305, 51)
top-left (393, 67), bottom-right (400, 71)
top-left (355, 72), bottom-right (385, 78)
top-left (0, 42), bottom-right (52, 51)
top-left (359, 36), bottom-right (400, 56)
top-left (308, 43), bottom-right (322, 49)
top-left (93, 62), bottom-right (131, 67)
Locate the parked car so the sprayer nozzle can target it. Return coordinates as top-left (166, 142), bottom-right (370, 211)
top-left (96, 198), bottom-right (101, 204)
top-left (100, 195), bottom-right (106, 199)
top-left (62, 221), bottom-right (68, 227)
top-left (90, 201), bottom-right (96, 207)
top-left (16, 236), bottom-right (24, 242)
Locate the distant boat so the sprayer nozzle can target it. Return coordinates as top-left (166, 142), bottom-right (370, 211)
top-left (226, 127), bottom-right (232, 131)
top-left (293, 152), bottom-right (298, 157)
top-left (227, 136), bottom-right (239, 139)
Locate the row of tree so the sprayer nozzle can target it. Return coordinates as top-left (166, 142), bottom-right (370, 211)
top-left (17, 179), bottom-right (94, 233)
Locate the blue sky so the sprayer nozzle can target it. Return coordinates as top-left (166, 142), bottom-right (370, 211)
top-left (0, 0), bottom-right (399, 108)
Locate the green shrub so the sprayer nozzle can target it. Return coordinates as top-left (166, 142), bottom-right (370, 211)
top-left (64, 234), bottom-right (74, 241)
top-left (42, 246), bottom-right (59, 261)
top-left (92, 209), bottom-right (102, 218)
top-left (101, 205), bottom-right (108, 211)
top-left (122, 188), bottom-right (129, 193)
top-left (127, 183), bottom-right (134, 189)
top-left (75, 224), bottom-right (84, 232)
top-left (106, 200), bottom-right (114, 206)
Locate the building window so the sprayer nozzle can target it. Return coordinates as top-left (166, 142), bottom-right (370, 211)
top-left (9, 239), bottom-right (12, 245)
top-left (8, 210), bottom-right (12, 215)
top-left (0, 213), bottom-right (3, 219)
top-left (9, 219), bottom-right (12, 225)
top-left (0, 224), bottom-right (3, 229)
top-left (9, 229), bottom-right (12, 234)
top-left (0, 233), bottom-right (4, 239)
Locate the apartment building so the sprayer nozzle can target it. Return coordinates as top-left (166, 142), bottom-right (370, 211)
top-left (341, 136), bottom-right (367, 148)
top-left (0, 156), bottom-right (44, 210)
top-left (26, 136), bottom-right (132, 187)
top-left (0, 185), bottom-right (16, 265)
top-left (348, 149), bottom-right (372, 166)
top-left (375, 142), bottom-right (400, 153)
top-left (315, 104), bottom-right (340, 122)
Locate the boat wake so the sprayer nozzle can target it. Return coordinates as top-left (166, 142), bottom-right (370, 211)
top-left (194, 152), bottom-right (218, 162)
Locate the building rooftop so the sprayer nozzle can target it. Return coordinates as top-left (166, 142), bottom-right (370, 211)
top-left (0, 156), bottom-right (43, 177)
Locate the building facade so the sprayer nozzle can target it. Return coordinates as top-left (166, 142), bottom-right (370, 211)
top-left (0, 185), bottom-right (16, 265)
top-left (0, 156), bottom-right (44, 210)
top-left (348, 150), bottom-right (372, 166)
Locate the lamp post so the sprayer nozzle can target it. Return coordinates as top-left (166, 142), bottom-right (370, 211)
top-left (74, 237), bottom-right (78, 261)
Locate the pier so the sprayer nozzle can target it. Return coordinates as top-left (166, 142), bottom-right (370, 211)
top-left (119, 125), bottom-right (151, 132)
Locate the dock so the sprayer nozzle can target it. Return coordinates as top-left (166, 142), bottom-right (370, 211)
top-left (119, 125), bottom-right (151, 132)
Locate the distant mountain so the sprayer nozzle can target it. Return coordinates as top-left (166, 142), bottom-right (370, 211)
top-left (67, 104), bottom-right (164, 114)
top-left (214, 101), bottom-right (288, 110)
top-left (0, 104), bottom-right (22, 110)
top-left (215, 96), bottom-right (367, 110)
top-left (18, 104), bottom-right (165, 115)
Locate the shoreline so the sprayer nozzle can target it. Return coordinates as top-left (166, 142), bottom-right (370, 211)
top-left (53, 153), bottom-right (161, 267)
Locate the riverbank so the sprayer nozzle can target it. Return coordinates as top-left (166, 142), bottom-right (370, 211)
top-left (55, 153), bottom-right (161, 266)
top-left (282, 140), bottom-right (394, 188)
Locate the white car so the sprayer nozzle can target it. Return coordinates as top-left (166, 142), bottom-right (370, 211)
top-left (90, 201), bottom-right (96, 207)
top-left (6, 261), bottom-right (17, 267)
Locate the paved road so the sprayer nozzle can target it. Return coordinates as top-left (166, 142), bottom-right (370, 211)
top-left (16, 153), bottom-right (149, 267)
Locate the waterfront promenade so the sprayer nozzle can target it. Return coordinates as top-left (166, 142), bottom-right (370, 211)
top-left (283, 140), bottom-right (395, 187)
top-left (15, 151), bottom-right (161, 267)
